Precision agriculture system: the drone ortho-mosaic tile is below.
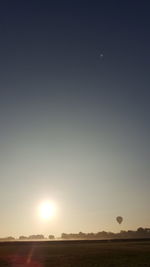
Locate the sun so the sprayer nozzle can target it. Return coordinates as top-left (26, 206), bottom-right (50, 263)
top-left (38, 201), bottom-right (57, 220)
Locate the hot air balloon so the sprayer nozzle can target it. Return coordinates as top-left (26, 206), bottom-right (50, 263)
top-left (116, 216), bottom-right (123, 224)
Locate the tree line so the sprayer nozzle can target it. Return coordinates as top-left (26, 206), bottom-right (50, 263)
top-left (0, 228), bottom-right (150, 240)
top-left (61, 228), bottom-right (150, 239)
top-left (0, 234), bottom-right (55, 241)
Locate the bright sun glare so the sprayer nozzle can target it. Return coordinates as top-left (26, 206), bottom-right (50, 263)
top-left (38, 201), bottom-right (57, 220)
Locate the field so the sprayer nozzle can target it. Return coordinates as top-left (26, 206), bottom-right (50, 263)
top-left (0, 240), bottom-right (150, 266)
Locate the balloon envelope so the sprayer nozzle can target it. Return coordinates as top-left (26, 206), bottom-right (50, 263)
top-left (116, 216), bottom-right (123, 224)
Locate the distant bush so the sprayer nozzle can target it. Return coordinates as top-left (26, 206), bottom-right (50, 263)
top-left (28, 235), bottom-right (45, 240)
top-left (48, 235), bottom-right (55, 240)
top-left (19, 236), bottom-right (28, 240)
top-left (0, 236), bottom-right (15, 241)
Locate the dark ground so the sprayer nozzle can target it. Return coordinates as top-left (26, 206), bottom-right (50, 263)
top-left (0, 240), bottom-right (150, 266)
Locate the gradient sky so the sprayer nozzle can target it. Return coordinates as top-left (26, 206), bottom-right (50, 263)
top-left (0, 1), bottom-right (150, 237)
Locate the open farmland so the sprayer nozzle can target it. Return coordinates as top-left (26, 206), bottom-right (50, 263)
top-left (0, 240), bottom-right (150, 266)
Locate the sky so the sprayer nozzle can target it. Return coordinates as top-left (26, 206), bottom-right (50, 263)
top-left (0, 0), bottom-right (150, 238)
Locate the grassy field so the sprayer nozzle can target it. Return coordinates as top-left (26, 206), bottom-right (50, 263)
top-left (0, 240), bottom-right (150, 266)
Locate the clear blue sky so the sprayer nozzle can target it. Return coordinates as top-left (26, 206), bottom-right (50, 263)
top-left (0, 0), bottom-right (150, 237)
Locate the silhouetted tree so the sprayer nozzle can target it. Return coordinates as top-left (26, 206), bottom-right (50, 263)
top-left (137, 227), bottom-right (145, 233)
